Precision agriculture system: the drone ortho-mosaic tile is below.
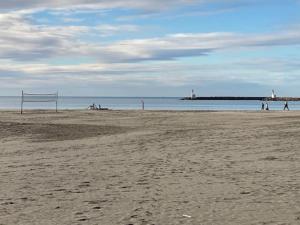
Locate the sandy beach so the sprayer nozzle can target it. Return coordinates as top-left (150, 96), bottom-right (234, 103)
top-left (0, 110), bottom-right (299, 225)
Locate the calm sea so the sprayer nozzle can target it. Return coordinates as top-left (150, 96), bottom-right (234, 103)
top-left (0, 96), bottom-right (300, 111)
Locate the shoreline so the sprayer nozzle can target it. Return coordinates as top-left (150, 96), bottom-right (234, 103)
top-left (0, 108), bottom-right (296, 113)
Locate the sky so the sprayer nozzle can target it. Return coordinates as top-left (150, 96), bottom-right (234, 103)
top-left (1, 0), bottom-right (300, 97)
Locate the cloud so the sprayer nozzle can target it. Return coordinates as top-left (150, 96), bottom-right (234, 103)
top-left (62, 17), bottom-right (84, 23)
top-left (0, 13), bottom-right (87, 60)
top-left (0, 0), bottom-right (279, 13)
top-left (1, 12), bottom-right (300, 63)
top-left (54, 31), bottom-right (300, 63)
top-left (0, 12), bottom-right (140, 61)
top-left (1, 54), bottom-right (300, 96)
top-left (2, 1), bottom-right (298, 64)
top-left (1, 56), bottom-right (300, 87)
top-left (0, 0), bottom-right (199, 12)
top-left (94, 24), bottom-right (139, 37)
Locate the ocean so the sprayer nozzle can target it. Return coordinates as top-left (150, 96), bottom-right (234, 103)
top-left (1, 96), bottom-right (300, 111)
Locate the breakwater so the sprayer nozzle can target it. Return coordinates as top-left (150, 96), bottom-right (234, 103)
top-left (181, 97), bottom-right (300, 101)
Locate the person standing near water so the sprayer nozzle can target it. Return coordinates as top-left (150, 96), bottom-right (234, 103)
top-left (261, 102), bottom-right (265, 110)
top-left (265, 102), bottom-right (269, 111)
top-left (141, 99), bottom-right (144, 110)
top-left (284, 101), bottom-right (289, 111)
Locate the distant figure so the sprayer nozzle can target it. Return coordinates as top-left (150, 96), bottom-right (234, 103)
top-left (141, 100), bottom-right (144, 110)
top-left (88, 103), bottom-right (97, 110)
top-left (283, 101), bottom-right (289, 111)
top-left (99, 104), bottom-right (101, 110)
top-left (261, 102), bottom-right (265, 110)
top-left (265, 102), bottom-right (269, 111)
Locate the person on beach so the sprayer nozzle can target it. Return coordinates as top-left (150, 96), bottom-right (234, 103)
top-left (283, 101), bottom-right (289, 111)
top-left (261, 102), bottom-right (265, 110)
top-left (265, 102), bottom-right (269, 111)
top-left (141, 100), bottom-right (145, 110)
top-left (88, 103), bottom-right (97, 110)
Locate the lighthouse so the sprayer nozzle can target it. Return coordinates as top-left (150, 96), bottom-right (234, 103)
top-left (271, 90), bottom-right (276, 99)
top-left (191, 89), bottom-right (196, 99)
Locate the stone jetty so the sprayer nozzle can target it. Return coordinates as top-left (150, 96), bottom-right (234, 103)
top-left (181, 96), bottom-right (300, 101)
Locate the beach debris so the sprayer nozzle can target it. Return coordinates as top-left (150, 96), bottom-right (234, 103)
top-left (262, 156), bottom-right (278, 161)
top-left (182, 214), bottom-right (192, 218)
top-left (240, 191), bottom-right (251, 195)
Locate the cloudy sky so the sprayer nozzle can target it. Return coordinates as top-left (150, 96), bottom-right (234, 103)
top-left (1, 0), bottom-right (300, 96)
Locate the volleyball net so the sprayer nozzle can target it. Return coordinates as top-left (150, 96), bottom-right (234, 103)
top-left (21, 91), bottom-right (58, 114)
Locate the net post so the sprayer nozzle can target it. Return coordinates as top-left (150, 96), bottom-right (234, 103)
top-left (56, 92), bottom-right (58, 113)
top-left (21, 90), bottom-right (23, 114)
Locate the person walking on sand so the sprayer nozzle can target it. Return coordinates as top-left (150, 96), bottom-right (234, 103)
top-left (261, 102), bottom-right (265, 110)
top-left (283, 101), bottom-right (289, 111)
top-left (265, 102), bottom-right (269, 111)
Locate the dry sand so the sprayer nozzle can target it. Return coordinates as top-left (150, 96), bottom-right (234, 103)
top-left (0, 110), bottom-right (299, 225)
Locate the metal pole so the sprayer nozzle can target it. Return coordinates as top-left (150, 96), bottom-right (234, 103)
top-left (56, 92), bottom-right (58, 113)
top-left (21, 90), bottom-right (23, 114)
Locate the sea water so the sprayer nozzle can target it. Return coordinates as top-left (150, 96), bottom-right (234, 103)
top-left (1, 96), bottom-right (300, 111)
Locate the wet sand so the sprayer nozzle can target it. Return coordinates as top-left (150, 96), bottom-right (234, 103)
top-left (0, 110), bottom-right (299, 225)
